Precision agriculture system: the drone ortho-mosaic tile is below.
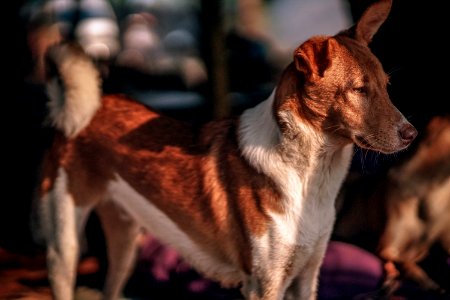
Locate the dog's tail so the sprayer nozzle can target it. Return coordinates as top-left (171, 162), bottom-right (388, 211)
top-left (45, 42), bottom-right (101, 138)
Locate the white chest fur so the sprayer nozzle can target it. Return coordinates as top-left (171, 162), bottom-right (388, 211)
top-left (269, 145), bottom-right (353, 248)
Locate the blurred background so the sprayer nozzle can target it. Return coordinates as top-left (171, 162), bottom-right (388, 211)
top-left (2, 0), bottom-right (449, 299)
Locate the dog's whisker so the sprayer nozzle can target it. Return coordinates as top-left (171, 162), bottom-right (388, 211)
top-left (323, 124), bottom-right (342, 131)
top-left (387, 66), bottom-right (403, 77)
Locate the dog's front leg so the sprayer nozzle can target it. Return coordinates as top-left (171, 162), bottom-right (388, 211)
top-left (241, 243), bottom-right (299, 300)
top-left (41, 169), bottom-right (90, 300)
top-left (96, 198), bottom-right (141, 300)
top-left (285, 239), bottom-right (330, 300)
top-left (241, 273), bottom-right (290, 300)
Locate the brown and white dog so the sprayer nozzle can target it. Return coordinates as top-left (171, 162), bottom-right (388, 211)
top-left (34, 0), bottom-right (416, 299)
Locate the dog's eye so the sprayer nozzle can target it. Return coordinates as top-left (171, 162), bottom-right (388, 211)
top-left (352, 87), bottom-right (367, 94)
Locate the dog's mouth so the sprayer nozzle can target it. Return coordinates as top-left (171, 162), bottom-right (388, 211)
top-left (354, 135), bottom-right (402, 154)
top-left (355, 135), bottom-right (376, 150)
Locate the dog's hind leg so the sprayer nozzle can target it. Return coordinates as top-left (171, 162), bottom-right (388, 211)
top-left (96, 198), bottom-right (140, 300)
top-left (40, 168), bottom-right (92, 300)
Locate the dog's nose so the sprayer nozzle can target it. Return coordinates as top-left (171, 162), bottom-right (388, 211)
top-left (399, 123), bottom-right (418, 144)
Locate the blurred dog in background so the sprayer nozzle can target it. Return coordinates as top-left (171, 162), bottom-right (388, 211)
top-left (334, 115), bottom-right (450, 297)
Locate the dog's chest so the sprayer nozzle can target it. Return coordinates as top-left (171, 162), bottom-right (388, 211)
top-left (269, 186), bottom-right (336, 250)
top-left (268, 145), bottom-right (353, 248)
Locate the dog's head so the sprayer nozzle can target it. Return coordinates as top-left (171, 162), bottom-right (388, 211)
top-left (274, 0), bottom-right (416, 153)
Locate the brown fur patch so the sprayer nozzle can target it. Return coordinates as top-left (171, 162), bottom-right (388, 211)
top-left (44, 94), bottom-right (283, 273)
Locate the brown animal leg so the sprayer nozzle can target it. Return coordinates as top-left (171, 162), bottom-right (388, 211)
top-left (400, 261), bottom-right (445, 294)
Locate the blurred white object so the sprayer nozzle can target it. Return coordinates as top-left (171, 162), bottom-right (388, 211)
top-left (76, 18), bottom-right (120, 60)
top-left (38, 0), bottom-right (120, 60)
top-left (116, 13), bottom-right (161, 70)
top-left (76, 0), bottom-right (120, 60)
top-left (269, 0), bottom-right (352, 51)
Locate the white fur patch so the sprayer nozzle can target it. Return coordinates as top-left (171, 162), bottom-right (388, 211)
top-left (238, 90), bottom-right (282, 174)
top-left (46, 44), bottom-right (101, 138)
top-left (107, 174), bottom-right (243, 286)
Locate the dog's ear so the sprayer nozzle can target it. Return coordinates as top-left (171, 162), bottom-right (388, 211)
top-left (294, 37), bottom-right (337, 82)
top-left (354, 0), bottom-right (392, 45)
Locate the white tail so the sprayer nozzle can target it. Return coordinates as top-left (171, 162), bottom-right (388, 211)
top-left (45, 42), bottom-right (101, 138)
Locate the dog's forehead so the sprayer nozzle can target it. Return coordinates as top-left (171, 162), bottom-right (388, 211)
top-left (334, 35), bottom-right (385, 75)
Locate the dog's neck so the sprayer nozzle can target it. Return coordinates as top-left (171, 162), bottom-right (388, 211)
top-left (238, 87), bottom-right (353, 208)
top-left (239, 89), bottom-right (350, 172)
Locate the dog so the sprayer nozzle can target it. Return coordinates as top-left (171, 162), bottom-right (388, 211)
top-left (379, 115), bottom-right (450, 296)
top-left (334, 115), bottom-right (450, 297)
top-left (34, 0), bottom-right (416, 299)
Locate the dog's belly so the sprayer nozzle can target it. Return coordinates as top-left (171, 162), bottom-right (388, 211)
top-left (107, 174), bottom-right (244, 287)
